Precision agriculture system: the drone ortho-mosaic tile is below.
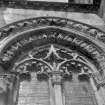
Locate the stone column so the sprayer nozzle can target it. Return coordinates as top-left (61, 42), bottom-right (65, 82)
top-left (54, 84), bottom-right (64, 105)
top-left (48, 78), bottom-right (55, 105)
top-left (12, 75), bottom-right (20, 105)
top-left (51, 73), bottom-right (64, 105)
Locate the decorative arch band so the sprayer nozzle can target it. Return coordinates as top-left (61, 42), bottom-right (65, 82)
top-left (0, 28), bottom-right (105, 71)
top-left (0, 17), bottom-right (105, 88)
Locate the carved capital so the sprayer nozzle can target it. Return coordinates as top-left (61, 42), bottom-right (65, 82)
top-left (37, 72), bottom-right (49, 81)
top-left (51, 72), bottom-right (62, 85)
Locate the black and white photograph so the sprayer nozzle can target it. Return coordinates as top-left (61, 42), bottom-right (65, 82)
top-left (0, 0), bottom-right (105, 105)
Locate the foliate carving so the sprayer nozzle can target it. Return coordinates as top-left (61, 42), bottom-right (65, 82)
top-left (88, 29), bottom-right (98, 37)
top-left (1, 28), bottom-right (105, 72)
top-left (0, 17), bottom-right (105, 44)
top-left (0, 17), bottom-right (105, 89)
top-left (14, 59), bottom-right (51, 74)
top-left (6, 44), bottom-right (104, 88)
top-left (12, 44), bottom-right (92, 82)
top-left (60, 60), bottom-right (90, 74)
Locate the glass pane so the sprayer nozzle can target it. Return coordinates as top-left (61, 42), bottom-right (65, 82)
top-left (64, 74), bottom-right (98, 105)
top-left (17, 72), bottom-right (50, 105)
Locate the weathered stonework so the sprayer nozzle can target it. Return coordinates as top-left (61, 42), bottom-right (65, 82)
top-left (0, 17), bottom-right (105, 105)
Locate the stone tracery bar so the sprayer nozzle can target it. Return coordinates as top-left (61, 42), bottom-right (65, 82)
top-left (53, 84), bottom-right (64, 105)
top-left (1, 40), bottom-right (104, 105)
top-left (51, 72), bottom-right (64, 105)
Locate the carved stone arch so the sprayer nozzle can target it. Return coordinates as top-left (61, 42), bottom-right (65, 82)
top-left (0, 17), bottom-right (105, 105)
top-left (0, 27), bottom-right (105, 68)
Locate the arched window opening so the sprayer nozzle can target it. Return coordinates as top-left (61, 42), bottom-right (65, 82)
top-left (64, 73), bottom-right (98, 105)
top-left (11, 44), bottom-right (100, 105)
top-left (17, 72), bottom-right (50, 105)
top-left (0, 17), bottom-right (105, 105)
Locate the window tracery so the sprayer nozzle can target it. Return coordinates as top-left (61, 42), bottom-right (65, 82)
top-left (0, 17), bottom-right (104, 105)
top-left (9, 44), bottom-right (98, 105)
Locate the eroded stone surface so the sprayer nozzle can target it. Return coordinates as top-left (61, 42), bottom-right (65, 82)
top-left (2, 8), bottom-right (105, 29)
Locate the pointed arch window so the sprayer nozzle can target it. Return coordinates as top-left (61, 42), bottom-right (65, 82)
top-left (1, 44), bottom-right (100, 105)
top-left (17, 72), bottom-right (50, 105)
top-left (64, 73), bottom-right (98, 105)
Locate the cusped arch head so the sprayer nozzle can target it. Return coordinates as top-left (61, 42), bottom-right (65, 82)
top-left (0, 17), bottom-right (105, 78)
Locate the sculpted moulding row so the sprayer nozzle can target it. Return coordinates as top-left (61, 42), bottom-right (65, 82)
top-left (1, 28), bottom-right (105, 70)
top-left (0, 17), bottom-right (105, 88)
top-left (0, 17), bottom-right (105, 44)
top-left (0, 29), bottom-right (104, 88)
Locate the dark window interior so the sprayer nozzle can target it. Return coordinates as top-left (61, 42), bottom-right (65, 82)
top-left (0, 0), bottom-right (102, 13)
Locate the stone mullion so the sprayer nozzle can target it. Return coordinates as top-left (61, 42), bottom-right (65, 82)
top-left (53, 84), bottom-right (64, 105)
top-left (46, 73), bottom-right (65, 105)
top-left (51, 73), bottom-right (65, 105)
top-left (48, 78), bottom-right (55, 105)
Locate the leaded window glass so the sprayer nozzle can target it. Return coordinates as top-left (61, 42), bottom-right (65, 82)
top-left (64, 74), bottom-right (98, 105)
top-left (17, 72), bottom-right (50, 105)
